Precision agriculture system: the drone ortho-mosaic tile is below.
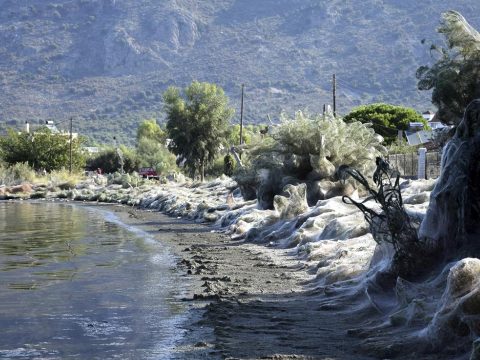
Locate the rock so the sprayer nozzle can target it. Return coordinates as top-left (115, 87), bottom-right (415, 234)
top-left (448, 258), bottom-right (480, 298)
top-left (8, 183), bottom-right (33, 194)
top-left (58, 182), bottom-right (75, 190)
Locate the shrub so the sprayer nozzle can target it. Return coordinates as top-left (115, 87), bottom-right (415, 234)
top-left (387, 139), bottom-right (417, 155)
top-left (0, 162), bottom-right (36, 185)
top-left (224, 154), bottom-right (235, 176)
top-left (234, 111), bottom-right (386, 208)
top-left (86, 146), bottom-right (138, 174)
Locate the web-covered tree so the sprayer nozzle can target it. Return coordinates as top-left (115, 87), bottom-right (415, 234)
top-left (164, 81), bottom-right (234, 181)
top-left (416, 11), bottom-right (480, 126)
top-left (343, 103), bottom-right (427, 144)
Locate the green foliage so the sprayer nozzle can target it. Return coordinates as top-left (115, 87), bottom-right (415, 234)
top-left (417, 11), bottom-right (480, 126)
top-left (205, 156), bottom-right (225, 179)
top-left (164, 81), bottom-right (234, 180)
top-left (136, 118), bottom-right (166, 143)
top-left (224, 153), bottom-right (235, 176)
top-left (226, 124), bottom-right (263, 145)
top-left (0, 128), bottom-right (86, 171)
top-left (387, 139), bottom-right (417, 155)
top-left (343, 103), bottom-right (427, 144)
top-left (86, 146), bottom-right (138, 174)
top-left (136, 137), bottom-right (178, 174)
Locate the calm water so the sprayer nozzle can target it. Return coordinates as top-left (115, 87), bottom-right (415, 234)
top-left (0, 202), bottom-right (188, 359)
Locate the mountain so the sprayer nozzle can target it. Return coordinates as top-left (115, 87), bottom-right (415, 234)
top-left (0, 0), bottom-right (479, 145)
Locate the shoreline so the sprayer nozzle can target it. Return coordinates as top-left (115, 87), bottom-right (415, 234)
top-left (103, 203), bottom-right (374, 359)
top-left (2, 174), bottom-right (474, 359)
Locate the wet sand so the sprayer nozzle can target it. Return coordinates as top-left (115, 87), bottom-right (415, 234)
top-left (108, 205), bottom-right (375, 360)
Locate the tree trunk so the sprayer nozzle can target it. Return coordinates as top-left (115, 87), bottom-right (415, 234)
top-left (200, 161), bottom-right (205, 182)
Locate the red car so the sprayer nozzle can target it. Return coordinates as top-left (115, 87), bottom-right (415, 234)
top-left (138, 167), bottom-right (159, 179)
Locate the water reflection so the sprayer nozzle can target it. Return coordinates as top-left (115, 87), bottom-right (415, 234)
top-left (0, 202), bottom-right (187, 359)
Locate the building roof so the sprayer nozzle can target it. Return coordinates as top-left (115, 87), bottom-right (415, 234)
top-left (405, 130), bottom-right (433, 146)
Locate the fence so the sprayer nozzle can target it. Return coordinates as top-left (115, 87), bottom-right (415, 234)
top-left (387, 150), bottom-right (441, 179)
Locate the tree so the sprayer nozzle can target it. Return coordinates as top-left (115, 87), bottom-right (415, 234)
top-left (416, 11), bottom-right (480, 126)
top-left (135, 119), bottom-right (177, 174)
top-left (136, 137), bottom-right (177, 174)
top-left (0, 128), bottom-right (85, 171)
top-left (225, 124), bottom-right (268, 146)
top-left (136, 119), bottom-right (166, 143)
top-left (343, 103), bottom-right (427, 144)
top-left (164, 81), bottom-right (234, 181)
top-left (86, 146), bottom-right (138, 174)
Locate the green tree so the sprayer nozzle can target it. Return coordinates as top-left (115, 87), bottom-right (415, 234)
top-left (136, 119), bottom-right (166, 143)
top-left (86, 146), bottom-right (138, 174)
top-left (136, 137), bottom-right (177, 174)
top-left (225, 124), bottom-right (269, 146)
top-left (164, 81), bottom-right (234, 181)
top-left (0, 128), bottom-right (85, 171)
top-left (416, 11), bottom-right (480, 126)
top-left (343, 103), bottom-right (427, 144)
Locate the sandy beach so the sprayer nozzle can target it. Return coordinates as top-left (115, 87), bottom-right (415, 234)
top-left (109, 205), bottom-right (366, 359)
top-left (106, 203), bottom-right (447, 360)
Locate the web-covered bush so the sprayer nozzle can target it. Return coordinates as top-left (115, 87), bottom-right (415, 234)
top-left (275, 111), bottom-right (386, 175)
top-left (234, 112), bottom-right (386, 208)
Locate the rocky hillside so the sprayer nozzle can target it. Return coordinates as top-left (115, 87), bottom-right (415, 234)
top-left (0, 0), bottom-right (479, 144)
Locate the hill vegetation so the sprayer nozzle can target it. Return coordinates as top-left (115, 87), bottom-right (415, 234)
top-left (0, 0), bottom-right (479, 144)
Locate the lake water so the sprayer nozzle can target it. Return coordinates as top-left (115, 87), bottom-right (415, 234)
top-left (0, 201), bottom-right (188, 359)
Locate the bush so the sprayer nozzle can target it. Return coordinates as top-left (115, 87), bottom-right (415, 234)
top-left (224, 154), bottom-right (235, 176)
top-left (387, 139), bottom-right (417, 155)
top-left (47, 169), bottom-right (85, 188)
top-left (234, 111), bottom-right (386, 208)
top-left (0, 162), bottom-right (36, 185)
top-left (205, 156), bottom-right (225, 179)
top-left (86, 146), bottom-right (138, 174)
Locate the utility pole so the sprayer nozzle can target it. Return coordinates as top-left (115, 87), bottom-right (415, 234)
top-left (239, 84), bottom-right (244, 145)
top-left (69, 117), bottom-right (73, 174)
top-left (332, 74), bottom-right (336, 117)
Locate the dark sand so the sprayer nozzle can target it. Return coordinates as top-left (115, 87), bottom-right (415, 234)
top-left (108, 205), bottom-right (375, 360)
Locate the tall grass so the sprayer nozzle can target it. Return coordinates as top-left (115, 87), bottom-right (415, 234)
top-left (0, 162), bottom-right (85, 187)
top-left (0, 162), bottom-right (36, 185)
